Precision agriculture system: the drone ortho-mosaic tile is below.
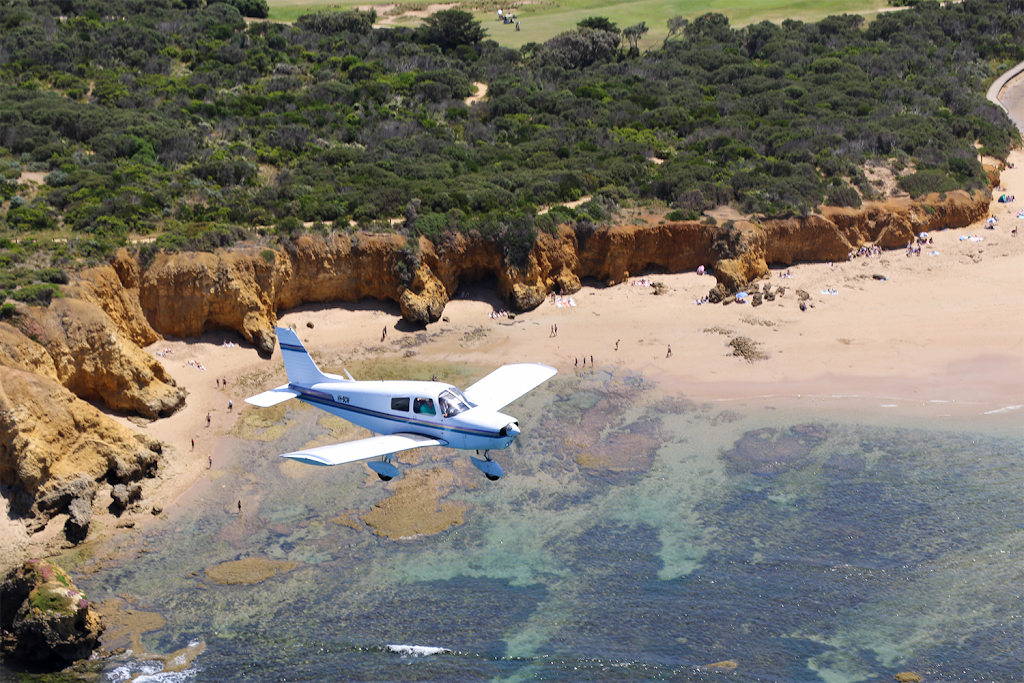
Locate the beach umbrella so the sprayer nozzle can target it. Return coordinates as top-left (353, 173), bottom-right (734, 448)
top-left (735, 292), bottom-right (748, 300)
top-left (919, 232), bottom-right (928, 239)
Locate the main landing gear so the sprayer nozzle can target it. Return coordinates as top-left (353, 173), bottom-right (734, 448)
top-left (367, 454), bottom-right (400, 481)
top-left (470, 450), bottom-right (504, 481)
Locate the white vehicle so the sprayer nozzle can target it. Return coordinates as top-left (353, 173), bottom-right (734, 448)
top-left (245, 327), bottom-right (557, 481)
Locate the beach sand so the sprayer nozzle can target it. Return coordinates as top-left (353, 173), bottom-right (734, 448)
top-left (2, 151), bottom-right (1021, 567)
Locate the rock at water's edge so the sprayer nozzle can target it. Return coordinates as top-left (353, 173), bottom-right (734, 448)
top-left (0, 559), bottom-right (103, 665)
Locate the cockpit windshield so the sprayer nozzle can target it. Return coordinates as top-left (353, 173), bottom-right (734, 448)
top-left (438, 389), bottom-right (474, 418)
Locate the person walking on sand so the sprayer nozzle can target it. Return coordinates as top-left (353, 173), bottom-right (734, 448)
top-left (228, 399), bottom-right (233, 412)
top-left (238, 500), bottom-right (242, 514)
top-left (206, 412), bottom-right (211, 427)
top-left (191, 438), bottom-right (195, 451)
top-left (222, 377), bottom-right (226, 387)
top-left (208, 455), bottom-right (212, 469)
top-left (554, 324), bottom-right (557, 336)
top-left (216, 378), bottom-right (220, 389)
top-left (667, 345), bottom-right (672, 358)
top-left (615, 339), bottom-right (620, 351)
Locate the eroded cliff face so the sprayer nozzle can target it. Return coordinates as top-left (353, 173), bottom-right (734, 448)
top-left (82, 190), bottom-right (986, 353)
top-left (0, 365), bottom-right (161, 526)
top-left (13, 299), bottom-right (185, 419)
top-left (713, 190), bottom-right (989, 291)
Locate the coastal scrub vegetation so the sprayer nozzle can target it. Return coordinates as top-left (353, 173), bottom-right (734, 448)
top-left (0, 0), bottom-right (1020, 277)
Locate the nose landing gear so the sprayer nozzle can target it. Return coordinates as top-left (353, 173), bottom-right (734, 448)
top-left (471, 450), bottom-right (504, 480)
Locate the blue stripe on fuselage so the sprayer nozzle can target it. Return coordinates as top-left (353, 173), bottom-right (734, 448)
top-left (290, 385), bottom-right (502, 439)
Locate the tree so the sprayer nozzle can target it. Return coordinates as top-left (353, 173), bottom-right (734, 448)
top-left (665, 16), bottom-right (688, 46)
top-left (417, 9), bottom-right (487, 52)
top-left (622, 22), bottom-right (648, 55)
top-left (227, 0), bottom-right (269, 18)
top-left (577, 16), bottom-right (618, 33)
top-left (539, 28), bottom-right (620, 69)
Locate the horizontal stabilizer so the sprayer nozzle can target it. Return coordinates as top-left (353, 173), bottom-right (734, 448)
top-left (245, 384), bottom-right (300, 407)
top-left (280, 433), bottom-right (447, 467)
top-left (464, 363), bottom-right (557, 412)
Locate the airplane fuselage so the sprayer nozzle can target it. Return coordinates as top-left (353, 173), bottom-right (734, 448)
top-left (293, 379), bottom-right (521, 451)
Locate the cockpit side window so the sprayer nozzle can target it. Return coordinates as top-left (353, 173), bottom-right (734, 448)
top-left (413, 397), bottom-right (436, 415)
top-left (438, 389), bottom-right (471, 417)
top-left (391, 397), bottom-right (410, 412)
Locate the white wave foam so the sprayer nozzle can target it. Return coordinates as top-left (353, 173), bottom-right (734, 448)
top-left (386, 644), bottom-right (451, 657)
top-left (134, 670), bottom-right (200, 683)
top-left (983, 405), bottom-right (1022, 414)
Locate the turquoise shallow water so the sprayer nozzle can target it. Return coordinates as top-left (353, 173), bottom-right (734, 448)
top-left (3, 371), bottom-right (1021, 682)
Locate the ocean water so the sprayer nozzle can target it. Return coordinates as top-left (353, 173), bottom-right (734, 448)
top-left (4, 369), bottom-right (1021, 682)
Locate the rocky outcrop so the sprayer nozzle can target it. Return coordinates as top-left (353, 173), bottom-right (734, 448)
top-left (0, 559), bottom-right (103, 665)
top-left (64, 253), bottom-right (160, 348)
top-left (0, 365), bottom-right (161, 527)
top-left (13, 299), bottom-right (185, 419)
top-left (0, 322), bottom-right (58, 381)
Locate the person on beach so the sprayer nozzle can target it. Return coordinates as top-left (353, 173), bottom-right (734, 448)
top-left (216, 378), bottom-right (220, 389)
top-left (191, 438), bottom-right (194, 450)
top-left (616, 339), bottom-right (620, 351)
top-left (228, 400), bottom-right (233, 412)
top-left (206, 412), bottom-right (211, 427)
top-left (222, 377), bottom-right (227, 387)
top-left (238, 500), bottom-right (241, 513)
top-left (208, 455), bottom-right (212, 469)
top-left (667, 345), bottom-right (672, 358)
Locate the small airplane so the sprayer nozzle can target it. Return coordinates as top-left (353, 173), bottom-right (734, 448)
top-left (245, 327), bottom-right (557, 481)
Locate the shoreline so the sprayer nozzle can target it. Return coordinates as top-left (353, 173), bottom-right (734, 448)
top-left (1, 149), bottom-right (1022, 574)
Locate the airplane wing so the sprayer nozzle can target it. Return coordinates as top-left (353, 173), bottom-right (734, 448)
top-left (246, 384), bottom-right (300, 407)
top-left (279, 433), bottom-right (447, 467)
top-left (463, 363), bottom-right (558, 412)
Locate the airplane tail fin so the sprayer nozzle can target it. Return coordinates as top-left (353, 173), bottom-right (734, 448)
top-left (275, 326), bottom-right (330, 386)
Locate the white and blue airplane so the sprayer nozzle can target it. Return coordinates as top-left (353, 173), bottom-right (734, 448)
top-left (245, 327), bottom-right (557, 481)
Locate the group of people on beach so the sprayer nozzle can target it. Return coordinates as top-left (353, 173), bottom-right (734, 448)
top-left (848, 245), bottom-right (882, 260)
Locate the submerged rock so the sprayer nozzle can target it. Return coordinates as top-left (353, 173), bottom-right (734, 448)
top-left (0, 559), bottom-right (103, 665)
top-left (361, 467), bottom-right (467, 539)
top-left (722, 424), bottom-right (828, 475)
top-left (204, 557), bottom-right (297, 585)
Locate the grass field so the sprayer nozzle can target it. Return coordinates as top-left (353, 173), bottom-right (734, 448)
top-left (267, 0), bottom-right (896, 49)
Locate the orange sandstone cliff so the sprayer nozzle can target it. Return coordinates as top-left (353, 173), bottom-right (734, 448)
top-left (77, 190), bottom-right (987, 356)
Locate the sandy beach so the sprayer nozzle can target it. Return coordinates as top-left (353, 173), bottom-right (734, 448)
top-left (2, 150), bottom-right (1021, 568)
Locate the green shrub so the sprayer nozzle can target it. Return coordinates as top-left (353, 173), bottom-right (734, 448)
top-left (824, 185), bottom-right (862, 208)
top-left (0, 303), bottom-right (16, 319)
top-left (11, 283), bottom-right (60, 306)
